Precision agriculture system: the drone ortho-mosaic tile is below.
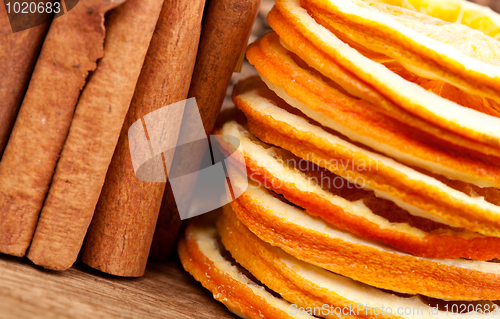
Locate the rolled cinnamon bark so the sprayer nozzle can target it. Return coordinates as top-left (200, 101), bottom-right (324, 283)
top-left (149, 0), bottom-right (261, 260)
top-left (81, 0), bottom-right (206, 277)
top-left (0, 0), bottom-right (125, 257)
top-left (149, 182), bottom-right (182, 260)
top-left (26, 0), bottom-right (164, 271)
top-left (190, 0), bottom-right (260, 133)
top-left (0, 4), bottom-right (50, 158)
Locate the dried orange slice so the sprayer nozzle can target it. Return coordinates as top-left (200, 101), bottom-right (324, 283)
top-left (302, 0), bottom-right (500, 102)
top-left (304, 1), bottom-right (500, 118)
top-left (177, 212), bottom-right (314, 319)
top-left (225, 171), bottom-right (500, 300)
top-left (267, 7), bottom-right (500, 158)
top-left (218, 204), bottom-right (500, 318)
top-left (215, 118), bottom-right (500, 260)
top-left (272, 0), bottom-right (500, 149)
top-left (246, 32), bottom-right (500, 188)
top-left (232, 77), bottom-right (500, 237)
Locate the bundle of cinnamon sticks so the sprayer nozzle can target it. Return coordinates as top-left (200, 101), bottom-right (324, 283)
top-left (0, 0), bottom-right (259, 277)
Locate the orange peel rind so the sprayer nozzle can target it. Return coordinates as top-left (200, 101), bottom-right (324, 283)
top-left (177, 212), bottom-right (315, 319)
top-left (232, 76), bottom-right (500, 238)
top-left (218, 204), bottom-right (500, 318)
top-left (225, 169), bottom-right (500, 300)
top-left (215, 117), bottom-right (500, 260)
top-left (246, 32), bottom-right (500, 188)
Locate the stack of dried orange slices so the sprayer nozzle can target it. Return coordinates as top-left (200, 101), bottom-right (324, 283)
top-left (178, 0), bottom-right (500, 317)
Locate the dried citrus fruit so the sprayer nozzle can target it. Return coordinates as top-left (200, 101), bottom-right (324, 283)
top-left (215, 117), bottom-right (500, 260)
top-left (225, 169), bottom-right (500, 300)
top-left (178, 212), bottom-right (313, 319)
top-left (232, 77), bottom-right (500, 237)
top-left (246, 32), bottom-right (500, 188)
top-left (305, 4), bottom-right (500, 118)
top-left (272, 0), bottom-right (500, 149)
top-left (267, 6), bottom-right (500, 158)
top-left (385, 0), bottom-right (500, 38)
top-left (303, 0), bottom-right (500, 103)
top-left (218, 204), bottom-right (500, 318)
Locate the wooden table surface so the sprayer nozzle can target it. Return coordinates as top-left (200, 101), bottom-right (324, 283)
top-left (0, 253), bottom-right (237, 319)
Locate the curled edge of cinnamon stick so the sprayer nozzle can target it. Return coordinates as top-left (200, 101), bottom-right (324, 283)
top-left (0, 0), bottom-right (126, 257)
top-left (149, 0), bottom-right (261, 260)
top-left (81, 0), bottom-right (206, 277)
top-left (26, 0), bottom-right (164, 271)
top-left (0, 4), bottom-right (51, 158)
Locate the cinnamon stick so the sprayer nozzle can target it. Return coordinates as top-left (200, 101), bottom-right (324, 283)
top-left (149, 0), bottom-right (260, 260)
top-left (0, 4), bottom-right (50, 158)
top-left (81, 0), bottom-right (206, 277)
top-left (149, 182), bottom-right (182, 260)
top-left (26, 0), bottom-right (164, 271)
top-left (0, 0), bottom-right (125, 257)
top-left (190, 0), bottom-right (260, 134)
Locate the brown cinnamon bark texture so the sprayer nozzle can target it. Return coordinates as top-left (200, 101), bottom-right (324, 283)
top-left (81, 0), bottom-right (206, 277)
top-left (149, 182), bottom-right (182, 260)
top-left (0, 5), bottom-right (50, 158)
top-left (149, 0), bottom-right (261, 260)
top-left (190, 0), bottom-right (260, 134)
top-left (0, 0), bottom-right (125, 257)
top-left (26, 0), bottom-right (164, 271)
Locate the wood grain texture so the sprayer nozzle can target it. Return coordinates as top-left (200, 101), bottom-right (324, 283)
top-left (0, 254), bottom-right (237, 319)
top-left (0, 5), bottom-right (50, 158)
top-left (150, 0), bottom-right (261, 260)
top-left (81, 0), bottom-right (206, 277)
top-left (0, 0), bottom-right (125, 257)
top-left (26, 0), bottom-right (164, 271)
